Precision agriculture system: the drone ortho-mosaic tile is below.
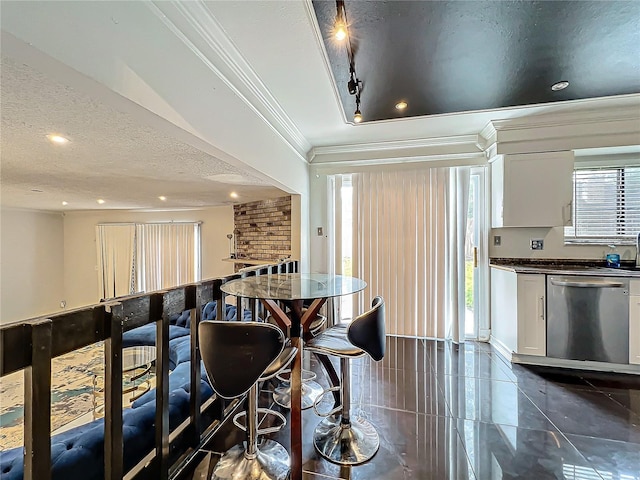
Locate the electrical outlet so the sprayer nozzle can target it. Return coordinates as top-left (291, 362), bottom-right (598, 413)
top-left (530, 239), bottom-right (544, 250)
top-left (494, 235), bottom-right (501, 246)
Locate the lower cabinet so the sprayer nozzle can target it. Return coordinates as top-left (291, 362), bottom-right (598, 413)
top-left (491, 268), bottom-right (546, 357)
top-left (516, 274), bottom-right (546, 356)
top-left (629, 280), bottom-right (640, 365)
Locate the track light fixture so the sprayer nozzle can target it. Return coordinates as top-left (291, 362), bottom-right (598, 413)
top-left (348, 71), bottom-right (358, 95)
top-left (334, 1), bottom-right (363, 123)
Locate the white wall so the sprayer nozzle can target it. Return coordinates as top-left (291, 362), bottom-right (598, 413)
top-left (63, 207), bottom-right (234, 309)
top-left (308, 172), bottom-right (329, 273)
top-left (0, 209), bottom-right (65, 324)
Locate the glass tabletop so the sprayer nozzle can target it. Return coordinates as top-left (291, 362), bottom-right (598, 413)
top-left (121, 346), bottom-right (156, 372)
top-left (220, 273), bottom-right (366, 301)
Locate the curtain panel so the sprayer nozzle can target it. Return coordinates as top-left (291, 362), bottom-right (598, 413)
top-left (97, 222), bottom-right (199, 299)
top-left (351, 167), bottom-right (469, 340)
top-left (95, 224), bottom-right (136, 300)
top-left (135, 223), bottom-right (198, 293)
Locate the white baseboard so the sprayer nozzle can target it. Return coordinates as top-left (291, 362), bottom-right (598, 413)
top-left (489, 336), bottom-right (513, 363)
top-left (488, 336), bottom-right (640, 375)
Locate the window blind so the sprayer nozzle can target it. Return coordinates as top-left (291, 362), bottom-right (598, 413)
top-left (565, 166), bottom-right (640, 244)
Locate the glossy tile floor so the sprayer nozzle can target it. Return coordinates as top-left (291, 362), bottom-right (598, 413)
top-left (196, 337), bottom-right (640, 480)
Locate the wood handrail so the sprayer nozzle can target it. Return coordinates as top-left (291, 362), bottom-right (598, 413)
top-left (0, 260), bottom-right (298, 480)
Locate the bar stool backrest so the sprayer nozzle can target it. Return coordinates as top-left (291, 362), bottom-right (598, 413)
top-left (347, 296), bottom-right (386, 361)
top-left (199, 321), bottom-right (285, 399)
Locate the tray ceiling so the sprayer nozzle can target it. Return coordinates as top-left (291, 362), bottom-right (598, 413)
top-left (312, 0), bottom-right (640, 123)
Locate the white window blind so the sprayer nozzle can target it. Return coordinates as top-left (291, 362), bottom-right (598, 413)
top-left (565, 166), bottom-right (640, 244)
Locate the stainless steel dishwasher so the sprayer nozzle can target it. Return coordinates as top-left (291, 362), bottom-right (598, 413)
top-left (546, 275), bottom-right (629, 364)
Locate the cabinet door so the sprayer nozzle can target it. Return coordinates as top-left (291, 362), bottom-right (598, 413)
top-left (629, 280), bottom-right (640, 365)
top-left (629, 295), bottom-right (640, 365)
top-left (501, 151), bottom-right (573, 227)
top-left (517, 274), bottom-right (546, 356)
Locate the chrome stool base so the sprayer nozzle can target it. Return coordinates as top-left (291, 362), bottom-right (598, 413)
top-left (313, 415), bottom-right (380, 465)
top-left (212, 439), bottom-right (291, 480)
top-left (273, 379), bottom-right (323, 410)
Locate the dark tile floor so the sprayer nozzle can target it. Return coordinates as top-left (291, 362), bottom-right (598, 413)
top-left (196, 337), bottom-right (640, 480)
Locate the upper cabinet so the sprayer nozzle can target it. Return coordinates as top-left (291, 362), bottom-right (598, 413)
top-left (491, 151), bottom-right (574, 228)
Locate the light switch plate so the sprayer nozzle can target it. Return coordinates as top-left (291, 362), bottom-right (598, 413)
top-left (530, 239), bottom-right (544, 250)
top-left (317, 227), bottom-right (323, 236)
top-left (494, 235), bottom-right (501, 246)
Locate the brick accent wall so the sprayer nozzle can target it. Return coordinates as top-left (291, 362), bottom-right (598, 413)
top-left (234, 196), bottom-right (291, 262)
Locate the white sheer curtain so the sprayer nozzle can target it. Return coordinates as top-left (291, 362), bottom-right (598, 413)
top-left (135, 223), bottom-right (199, 292)
top-left (96, 224), bottom-right (136, 300)
top-left (446, 167), bottom-right (471, 343)
top-left (351, 167), bottom-right (470, 340)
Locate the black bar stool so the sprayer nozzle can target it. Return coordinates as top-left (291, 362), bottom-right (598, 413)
top-left (199, 321), bottom-right (297, 480)
top-left (305, 296), bottom-right (385, 465)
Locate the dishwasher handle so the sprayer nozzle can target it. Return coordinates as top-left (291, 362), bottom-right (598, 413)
top-left (550, 278), bottom-right (625, 288)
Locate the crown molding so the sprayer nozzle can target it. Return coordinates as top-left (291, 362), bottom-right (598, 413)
top-left (309, 134), bottom-right (481, 162)
top-left (479, 96), bottom-right (640, 155)
top-left (478, 122), bottom-right (497, 151)
top-left (311, 152), bottom-right (487, 174)
top-left (490, 100), bottom-right (640, 132)
top-left (146, 1), bottom-right (311, 163)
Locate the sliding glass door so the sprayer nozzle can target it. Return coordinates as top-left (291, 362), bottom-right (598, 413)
top-left (331, 167), bottom-right (488, 339)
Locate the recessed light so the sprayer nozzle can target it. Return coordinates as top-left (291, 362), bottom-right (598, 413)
top-left (62, 201), bottom-right (68, 206)
top-left (551, 81), bottom-right (569, 91)
top-left (46, 134), bottom-right (69, 144)
top-left (395, 101), bottom-right (408, 110)
top-left (97, 199), bottom-right (105, 204)
top-left (158, 196), bottom-right (167, 201)
top-left (230, 192), bottom-right (239, 199)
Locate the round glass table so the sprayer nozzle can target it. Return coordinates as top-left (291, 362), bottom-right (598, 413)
top-left (220, 273), bottom-right (366, 480)
top-left (220, 273), bottom-right (366, 302)
top-left (121, 346), bottom-right (156, 398)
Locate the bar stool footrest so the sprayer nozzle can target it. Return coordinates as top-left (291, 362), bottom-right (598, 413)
top-left (312, 385), bottom-right (342, 418)
top-left (233, 408), bottom-right (287, 436)
top-left (275, 368), bottom-right (317, 384)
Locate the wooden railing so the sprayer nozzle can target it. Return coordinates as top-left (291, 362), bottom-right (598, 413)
top-left (0, 260), bottom-right (299, 480)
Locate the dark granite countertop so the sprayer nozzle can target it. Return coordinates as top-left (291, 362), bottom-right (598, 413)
top-left (490, 258), bottom-right (640, 277)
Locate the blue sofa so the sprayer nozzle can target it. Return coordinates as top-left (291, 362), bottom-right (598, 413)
top-left (0, 301), bottom-right (254, 480)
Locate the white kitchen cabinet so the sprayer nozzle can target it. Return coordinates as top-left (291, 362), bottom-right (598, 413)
top-left (490, 268), bottom-right (546, 357)
top-left (629, 280), bottom-right (640, 365)
top-left (491, 151), bottom-right (574, 228)
top-left (516, 274), bottom-right (546, 356)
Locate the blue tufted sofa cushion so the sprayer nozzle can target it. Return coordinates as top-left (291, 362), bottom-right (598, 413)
top-left (122, 324), bottom-right (190, 348)
top-left (0, 365), bottom-right (212, 480)
top-left (201, 300), bottom-right (254, 322)
top-left (131, 361), bottom-right (212, 409)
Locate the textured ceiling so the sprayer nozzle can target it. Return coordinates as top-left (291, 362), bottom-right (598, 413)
top-left (313, 0), bottom-right (640, 123)
top-left (0, 56), bottom-right (286, 211)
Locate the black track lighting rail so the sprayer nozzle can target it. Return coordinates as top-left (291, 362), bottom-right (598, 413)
top-left (335, 0), bottom-right (362, 123)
